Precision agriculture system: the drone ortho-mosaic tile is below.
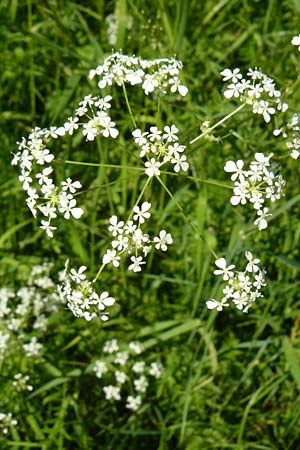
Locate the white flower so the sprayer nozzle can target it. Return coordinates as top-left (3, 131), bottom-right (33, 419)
top-left (220, 68), bottom-right (242, 83)
top-left (126, 395), bottom-right (142, 411)
top-left (224, 160), bottom-right (245, 181)
top-left (103, 385), bottom-right (121, 401)
top-left (115, 370), bottom-right (127, 384)
top-left (99, 291), bottom-right (115, 308)
top-left (58, 197), bottom-right (84, 220)
top-left (153, 230), bottom-right (173, 251)
top-left (213, 258), bottom-right (235, 281)
top-left (149, 362), bottom-right (163, 378)
top-left (292, 35), bottom-right (300, 50)
top-left (93, 360), bottom-right (108, 378)
top-left (254, 207), bottom-right (271, 230)
top-left (134, 375), bottom-right (149, 393)
top-left (108, 215), bottom-right (124, 236)
top-left (133, 202), bottom-right (151, 223)
top-left (132, 361), bottom-right (146, 373)
top-left (103, 339), bottom-right (118, 353)
top-left (206, 298), bottom-right (229, 311)
top-left (128, 256), bottom-right (146, 272)
top-left (245, 251), bottom-right (261, 273)
top-left (145, 158), bottom-right (161, 177)
top-left (162, 125), bottom-right (178, 142)
top-left (23, 336), bottom-right (43, 357)
top-left (129, 341), bottom-right (143, 354)
top-left (171, 153), bottom-right (189, 172)
top-left (102, 249), bottom-right (121, 267)
top-left (114, 351), bottom-right (129, 365)
top-left (40, 220), bottom-right (57, 238)
top-left (70, 265), bottom-right (87, 283)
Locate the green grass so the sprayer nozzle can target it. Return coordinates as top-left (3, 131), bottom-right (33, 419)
top-left (1, 0), bottom-right (300, 449)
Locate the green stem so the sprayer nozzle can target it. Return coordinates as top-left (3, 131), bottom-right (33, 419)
top-left (27, 0), bottom-right (35, 117)
top-left (63, 160), bottom-right (144, 171)
top-left (190, 103), bottom-right (246, 145)
top-left (92, 263), bottom-right (105, 284)
top-left (122, 82), bottom-right (137, 128)
top-left (159, 169), bottom-right (233, 190)
top-left (156, 176), bottom-right (218, 260)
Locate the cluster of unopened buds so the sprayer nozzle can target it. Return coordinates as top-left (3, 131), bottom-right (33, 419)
top-left (224, 152), bottom-right (285, 230)
top-left (221, 67), bottom-right (288, 122)
top-left (57, 260), bottom-right (115, 322)
top-left (92, 338), bottom-right (163, 411)
top-left (89, 52), bottom-right (188, 97)
top-left (132, 125), bottom-right (189, 176)
top-left (103, 202), bottom-right (173, 273)
top-left (206, 251), bottom-right (266, 313)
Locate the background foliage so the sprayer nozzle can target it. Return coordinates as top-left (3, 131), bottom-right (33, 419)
top-left (1, 0), bottom-right (300, 449)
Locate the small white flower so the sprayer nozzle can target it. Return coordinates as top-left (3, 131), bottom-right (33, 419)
top-left (149, 362), bottom-right (163, 378)
top-left (245, 251), bottom-right (261, 273)
top-left (103, 339), bottom-right (118, 353)
top-left (292, 35), bottom-right (300, 50)
top-left (103, 385), bottom-right (121, 401)
top-left (102, 249), bottom-right (121, 267)
top-left (115, 370), bottom-right (127, 384)
top-left (206, 298), bottom-right (229, 311)
top-left (40, 220), bottom-right (57, 238)
top-left (153, 230), bottom-right (173, 251)
top-left (128, 256), bottom-right (146, 272)
top-left (133, 202), bottom-right (151, 223)
top-left (132, 361), bottom-right (146, 373)
top-left (93, 360), bottom-right (108, 378)
top-left (145, 158), bottom-right (161, 177)
top-left (213, 258), bottom-right (235, 281)
top-left (134, 375), bottom-right (149, 393)
top-left (126, 395), bottom-right (142, 411)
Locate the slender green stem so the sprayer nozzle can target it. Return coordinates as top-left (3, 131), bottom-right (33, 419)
top-left (122, 82), bottom-right (137, 128)
top-left (92, 263), bottom-right (105, 284)
top-left (159, 169), bottom-right (233, 189)
top-left (63, 159), bottom-right (144, 171)
top-left (156, 176), bottom-right (218, 260)
top-left (190, 103), bottom-right (246, 145)
top-left (27, 0), bottom-right (35, 117)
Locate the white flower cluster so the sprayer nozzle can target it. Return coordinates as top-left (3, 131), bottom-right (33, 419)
top-left (12, 127), bottom-right (84, 237)
top-left (206, 251), bottom-right (266, 313)
top-left (221, 67), bottom-right (288, 122)
top-left (274, 113), bottom-right (300, 159)
top-left (105, 13), bottom-right (133, 46)
top-left (12, 373), bottom-right (33, 392)
top-left (92, 338), bottom-right (163, 411)
top-left (89, 52), bottom-right (188, 97)
top-left (132, 125), bottom-right (189, 176)
top-left (57, 260), bottom-right (115, 322)
top-left (0, 263), bottom-right (61, 360)
top-left (0, 412), bottom-right (17, 435)
top-left (224, 153), bottom-right (285, 230)
top-left (292, 34), bottom-right (300, 51)
top-left (102, 202), bottom-right (173, 272)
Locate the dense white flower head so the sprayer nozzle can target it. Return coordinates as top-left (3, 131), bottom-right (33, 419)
top-left (103, 202), bottom-right (173, 273)
top-left (224, 153), bottom-right (285, 230)
top-left (89, 52), bottom-right (188, 97)
top-left (91, 337), bottom-right (163, 412)
top-left (206, 251), bottom-right (266, 313)
top-left (132, 125), bottom-right (189, 177)
top-left (221, 67), bottom-right (288, 122)
top-left (57, 260), bottom-right (115, 322)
